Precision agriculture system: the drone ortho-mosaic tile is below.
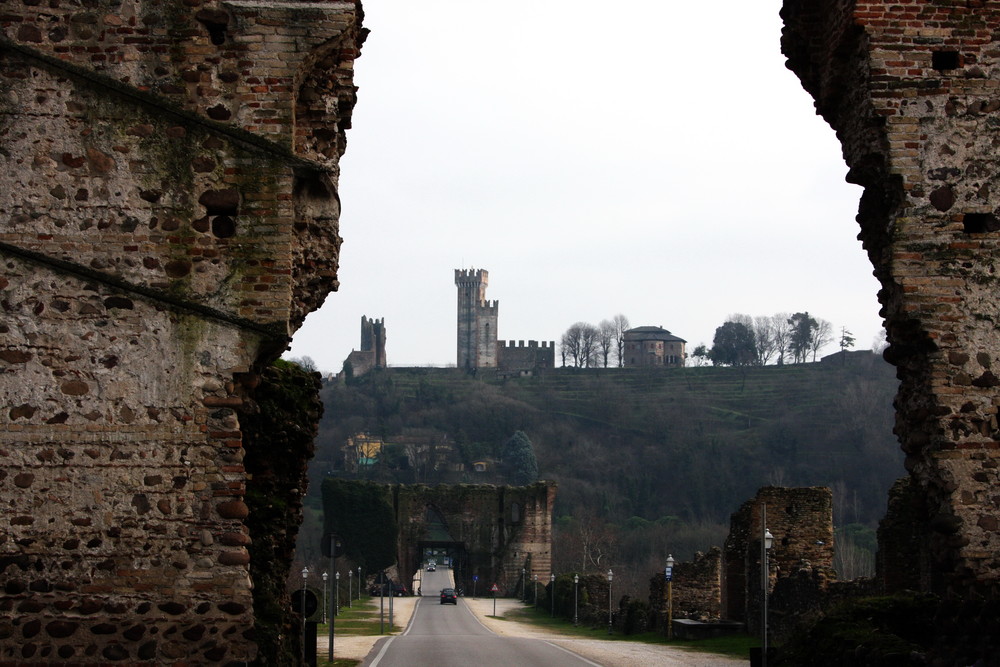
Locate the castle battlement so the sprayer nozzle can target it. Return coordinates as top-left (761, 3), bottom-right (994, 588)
top-left (500, 340), bottom-right (556, 349)
top-left (455, 268), bottom-right (488, 286)
top-left (476, 299), bottom-right (499, 314)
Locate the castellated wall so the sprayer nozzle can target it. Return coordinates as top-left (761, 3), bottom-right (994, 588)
top-left (782, 0), bottom-right (1000, 600)
top-left (497, 340), bottom-right (556, 374)
top-left (0, 1), bottom-right (364, 663)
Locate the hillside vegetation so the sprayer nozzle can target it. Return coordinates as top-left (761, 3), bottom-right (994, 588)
top-left (308, 352), bottom-right (903, 587)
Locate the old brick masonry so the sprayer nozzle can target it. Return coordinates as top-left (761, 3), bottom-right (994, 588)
top-left (0, 0), bottom-right (365, 663)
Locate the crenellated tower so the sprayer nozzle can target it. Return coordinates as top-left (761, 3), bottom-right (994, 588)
top-left (455, 268), bottom-right (498, 370)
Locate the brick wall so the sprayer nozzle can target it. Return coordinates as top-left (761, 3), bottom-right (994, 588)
top-left (0, 1), bottom-right (364, 662)
top-left (723, 487), bottom-right (834, 631)
top-left (782, 0), bottom-right (1000, 600)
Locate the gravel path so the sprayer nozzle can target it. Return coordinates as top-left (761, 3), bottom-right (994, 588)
top-left (319, 596), bottom-right (748, 667)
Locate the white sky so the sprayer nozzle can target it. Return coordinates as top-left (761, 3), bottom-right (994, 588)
top-left (285, 0), bottom-right (884, 371)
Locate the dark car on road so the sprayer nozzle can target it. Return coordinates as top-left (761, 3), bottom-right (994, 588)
top-left (440, 588), bottom-right (457, 604)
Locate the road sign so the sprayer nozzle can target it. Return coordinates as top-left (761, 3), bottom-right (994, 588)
top-left (665, 567), bottom-right (673, 582)
top-left (473, 575), bottom-right (478, 581)
top-left (490, 583), bottom-right (499, 592)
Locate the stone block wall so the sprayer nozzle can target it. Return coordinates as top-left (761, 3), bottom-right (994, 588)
top-left (0, 1), bottom-right (364, 663)
top-left (782, 0), bottom-right (1000, 600)
top-left (723, 487), bottom-right (834, 631)
top-left (497, 340), bottom-right (556, 374)
top-left (648, 547), bottom-right (723, 626)
top-left (394, 482), bottom-right (555, 596)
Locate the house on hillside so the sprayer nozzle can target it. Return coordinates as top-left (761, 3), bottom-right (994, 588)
top-left (342, 433), bottom-right (383, 472)
top-left (623, 326), bottom-right (687, 368)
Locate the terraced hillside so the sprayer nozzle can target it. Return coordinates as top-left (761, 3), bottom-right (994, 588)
top-left (312, 351), bottom-right (902, 532)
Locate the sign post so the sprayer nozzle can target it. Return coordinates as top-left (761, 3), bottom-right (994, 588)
top-left (490, 583), bottom-right (499, 616)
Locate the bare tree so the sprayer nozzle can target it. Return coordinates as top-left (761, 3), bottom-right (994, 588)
top-left (562, 322), bottom-right (600, 367)
top-left (770, 313), bottom-right (791, 365)
top-left (872, 328), bottom-right (888, 354)
top-left (597, 320), bottom-right (616, 368)
top-left (579, 324), bottom-right (599, 368)
top-left (612, 314), bottom-right (630, 367)
top-left (810, 318), bottom-right (834, 361)
top-left (753, 315), bottom-right (778, 365)
top-left (561, 323), bottom-right (585, 367)
top-left (287, 355), bottom-right (318, 372)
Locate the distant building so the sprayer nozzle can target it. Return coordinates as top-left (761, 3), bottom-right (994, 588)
top-left (623, 326), bottom-right (687, 368)
top-left (455, 268), bottom-right (554, 373)
top-left (342, 433), bottom-right (383, 472)
top-left (343, 315), bottom-right (386, 376)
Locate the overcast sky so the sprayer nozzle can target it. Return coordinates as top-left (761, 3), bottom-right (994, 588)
top-left (285, 0), bottom-right (884, 372)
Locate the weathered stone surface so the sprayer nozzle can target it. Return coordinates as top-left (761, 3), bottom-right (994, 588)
top-left (0, 0), bottom-right (365, 662)
top-left (782, 1), bottom-right (1000, 662)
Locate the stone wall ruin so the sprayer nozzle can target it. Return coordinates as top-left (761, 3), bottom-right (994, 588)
top-left (781, 0), bottom-right (1000, 601)
top-left (0, 1), bottom-right (365, 662)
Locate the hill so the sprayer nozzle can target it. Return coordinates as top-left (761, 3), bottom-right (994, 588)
top-left (310, 351), bottom-right (902, 535)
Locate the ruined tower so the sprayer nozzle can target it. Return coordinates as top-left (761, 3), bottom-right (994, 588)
top-left (782, 1), bottom-right (1000, 659)
top-left (345, 315), bottom-right (386, 375)
top-left (455, 268), bottom-right (498, 369)
top-left (361, 315), bottom-right (387, 369)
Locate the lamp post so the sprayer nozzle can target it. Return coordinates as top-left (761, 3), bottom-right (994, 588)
top-left (348, 568), bottom-right (353, 608)
top-left (328, 572), bottom-right (336, 662)
top-left (573, 574), bottom-right (579, 626)
top-left (665, 554), bottom-right (675, 640)
top-left (357, 567), bottom-right (362, 600)
top-left (521, 568), bottom-right (526, 602)
top-left (549, 574), bottom-right (556, 617)
top-left (300, 567), bottom-right (308, 666)
top-left (606, 569), bottom-right (614, 635)
top-left (322, 572), bottom-right (328, 624)
top-left (533, 574), bottom-right (539, 607)
top-left (335, 571), bottom-right (341, 617)
top-left (762, 507), bottom-right (774, 667)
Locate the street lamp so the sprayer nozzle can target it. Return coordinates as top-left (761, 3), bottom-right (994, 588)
top-left (348, 568), bottom-right (353, 608)
top-left (328, 572), bottom-right (336, 662)
top-left (606, 569), bottom-right (614, 635)
top-left (533, 574), bottom-right (539, 607)
top-left (573, 574), bottom-right (579, 626)
top-left (357, 566), bottom-right (362, 600)
top-left (322, 571), bottom-right (328, 624)
top-left (665, 554), bottom-right (675, 640)
top-left (300, 567), bottom-right (308, 666)
top-left (335, 571), bottom-right (341, 617)
top-left (521, 568), bottom-right (526, 603)
top-left (763, 518), bottom-right (774, 667)
top-left (549, 574), bottom-right (556, 618)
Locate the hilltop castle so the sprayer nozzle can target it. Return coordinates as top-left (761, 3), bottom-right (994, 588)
top-left (454, 268), bottom-right (554, 373)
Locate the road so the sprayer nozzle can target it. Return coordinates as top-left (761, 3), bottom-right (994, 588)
top-left (362, 568), bottom-right (602, 667)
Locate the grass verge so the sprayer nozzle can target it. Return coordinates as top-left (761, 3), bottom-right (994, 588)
top-left (503, 605), bottom-right (756, 658)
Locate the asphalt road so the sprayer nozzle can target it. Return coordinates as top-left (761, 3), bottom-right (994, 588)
top-left (362, 571), bottom-right (603, 667)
